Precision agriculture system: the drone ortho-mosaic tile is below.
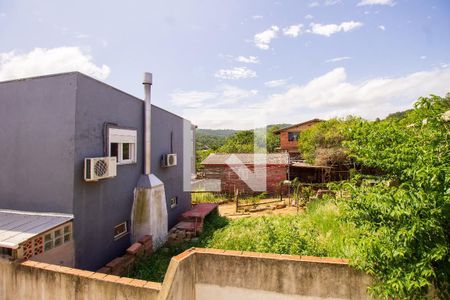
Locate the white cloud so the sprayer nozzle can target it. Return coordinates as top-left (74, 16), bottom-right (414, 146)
top-left (171, 85), bottom-right (258, 108)
top-left (357, 0), bottom-right (395, 6)
top-left (236, 56), bottom-right (260, 64)
top-left (0, 12), bottom-right (6, 17)
top-left (170, 90), bottom-right (217, 107)
top-left (305, 14), bottom-right (314, 20)
top-left (420, 56), bottom-right (427, 60)
top-left (265, 79), bottom-right (289, 88)
top-left (0, 47), bottom-right (110, 81)
top-left (308, 0), bottom-right (341, 7)
top-left (378, 25), bottom-right (386, 31)
top-left (252, 15), bottom-right (263, 20)
top-left (309, 21), bottom-right (363, 37)
top-left (183, 67), bottom-right (450, 129)
top-left (324, 0), bottom-right (341, 5)
top-left (253, 26), bottom-right (279, 50)
top-left (264, 67), bottom-right (450, 122)
top-left (283, 24), bottom-right (303, 38)
top-left (325, 56), bottom-right (351, 63)
top-left (214, 67), bottom-right (257, 80)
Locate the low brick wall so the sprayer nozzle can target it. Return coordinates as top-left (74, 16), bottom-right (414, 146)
top-left (98, 235), bottom-right (153, 276)
top-left (0, 259), bottom-right (160, 300)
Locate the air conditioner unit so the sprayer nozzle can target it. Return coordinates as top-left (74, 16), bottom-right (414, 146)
top-left (84, 157), bottom-right (117, 182)
top-left (161, 153), bottom-right (177, 167)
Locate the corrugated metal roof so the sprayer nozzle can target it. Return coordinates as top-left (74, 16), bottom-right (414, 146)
top-left (291, 161), bottom-right (332, 169)
top-left (0, 210), bottom-right (73, 249)
top-left (201, 153), bottom-right (289, 165)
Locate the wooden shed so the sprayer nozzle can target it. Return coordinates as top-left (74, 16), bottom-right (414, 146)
top-left (201, 153), bottom-right (289, 195)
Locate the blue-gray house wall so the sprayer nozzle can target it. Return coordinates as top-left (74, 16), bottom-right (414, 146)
top-left (0, 73), bottom-right (77, 213)
top-left (0, 72), bottom-right (192, 271)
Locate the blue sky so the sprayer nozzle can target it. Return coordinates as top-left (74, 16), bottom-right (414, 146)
top-left (0, 0), bottom-right (449, 128)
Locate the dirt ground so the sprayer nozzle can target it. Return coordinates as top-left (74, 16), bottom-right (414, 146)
top-left (218, 198), bottom-right (302, 219)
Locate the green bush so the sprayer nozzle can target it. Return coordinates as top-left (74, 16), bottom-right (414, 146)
top-left (341, 95), bottom-right (450, 299)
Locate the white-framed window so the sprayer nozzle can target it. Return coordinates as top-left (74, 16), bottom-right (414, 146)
top-left (170, 196), bottom-right (178, 208)
top-left (108, 128), bottom-right (137, 165)
top-left (114, 222), bottom-right (128, 240)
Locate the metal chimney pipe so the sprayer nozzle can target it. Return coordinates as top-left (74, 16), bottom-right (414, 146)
top-left (143, 72), bottom-right (152, 175)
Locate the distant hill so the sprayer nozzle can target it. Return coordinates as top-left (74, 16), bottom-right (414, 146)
top-left (196, 124), bottom-right (292, 152)
top-left (385, 109), bottom-right (413, 121)
top-left (196, 128), bottom-right (237, 138)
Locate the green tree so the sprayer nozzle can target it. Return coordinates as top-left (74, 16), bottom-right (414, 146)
top-left (298, 117), bottom-right (360, 166)
top-left (341, 95), bottom-right (450, 299)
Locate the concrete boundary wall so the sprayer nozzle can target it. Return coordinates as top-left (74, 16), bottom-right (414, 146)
top-left (1, 248), bottom-right (372, 300)
top-left (161, 248), bottom-right (373, 300)
top-left (0, 259), bottom-right (160, 300)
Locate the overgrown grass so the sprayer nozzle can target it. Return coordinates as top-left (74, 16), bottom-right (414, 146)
top-left (130, 212), bottom-right (229, 282)
top-left (207, 197), bottom-right (360, 258)
top-left (131, 197), bottom-right (360, 282)
top-left (191, 192), bottom-right (227, 204)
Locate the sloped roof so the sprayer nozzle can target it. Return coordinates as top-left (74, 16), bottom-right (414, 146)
top-left (201, 153), bottom-right (289, 165)
top-left (0, 210), bottom-right (73, 249)
top-left (273, 119), bottom-right (323, 134)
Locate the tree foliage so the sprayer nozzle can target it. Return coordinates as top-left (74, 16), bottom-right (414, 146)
top-left (298, 117), bottom-right (361, 166)
top-left (216, 125), bottom-right (282, 153)
top-left (340, 95), bottom-right (450, 299)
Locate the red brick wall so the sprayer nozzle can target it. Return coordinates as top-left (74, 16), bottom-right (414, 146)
top-left (203, 164), bottom-right (288, 194)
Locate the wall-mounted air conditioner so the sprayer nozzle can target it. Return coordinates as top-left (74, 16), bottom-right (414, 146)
top-left (84, 157), bottom-right (117, 182)
top-left (161, 153), bottom-right (177, 167)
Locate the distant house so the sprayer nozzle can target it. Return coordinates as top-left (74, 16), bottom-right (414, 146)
top-left (273, 119), bottom-right (322, 156)
top-left (201, 153), bottom-right (289, 194)
top-left (0, 72), bottom-right (195, 270)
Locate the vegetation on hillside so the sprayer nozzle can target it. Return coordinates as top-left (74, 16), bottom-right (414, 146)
top-left (207, 197), bottom-right (360, 258)
top-left (131, 212), bottom-right (229, 282)
top-left (131, 197), bottom-right (358, 282)
top-left (196, 124), bottom-right (287, 169)
top-left (298, 94), bottom-right (449, 298)
top-left (138, 94), bottom-right (450, 299)
top-left (339, 95), bottom-right (450, 299)
top-left (298, 117), bottom-right (360, 166)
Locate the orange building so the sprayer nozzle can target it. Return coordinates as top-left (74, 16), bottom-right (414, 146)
top-left (273, 119), bottom-right (322, 156)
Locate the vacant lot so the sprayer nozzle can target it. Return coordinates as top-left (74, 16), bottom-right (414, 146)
top-left (130, 196), bottom-right (357, 282)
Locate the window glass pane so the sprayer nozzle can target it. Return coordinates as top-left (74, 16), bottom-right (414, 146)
top-left (111, 143), bottom-right (119, 158)
top-left (122, 143), bottom-right (130, 160)
top-left (44, 234), bottom-right (52, 243)
top-left (288, 132), bottom-right (299, 142)
top-left (64, 226), bottom-right (70, 234)
top-left (0, 247), bottom-right (12, 256)
top-left (114, 222), bottom-right (127, 239)
top-left (44, 242), bottom-right (53, 251)
top-left (64, 234), bottom-right (71, 243)
top-left (54, 237), bottom-right (62, 247)
top-left (170, 197), bottom-right (178, 208)
top-left (54, 229), bottom-right (62, 238)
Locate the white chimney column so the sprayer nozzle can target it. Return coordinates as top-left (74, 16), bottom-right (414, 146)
top-left (132, 72), bottom-right (168, 248)
top-left (143, 72), bottom-right (152, 175)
